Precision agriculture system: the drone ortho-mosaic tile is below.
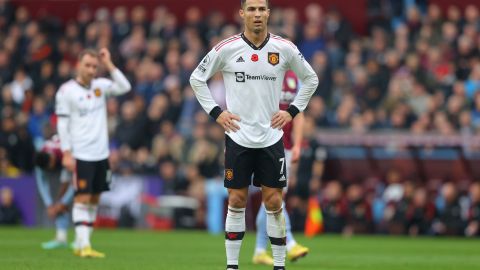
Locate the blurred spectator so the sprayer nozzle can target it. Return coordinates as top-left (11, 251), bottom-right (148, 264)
top-left (406, 187), bottom-right (436, 236)
top-left (321, 181), bottom-right (348, 233)
top-left (0, 111), bottom-right (35, 172)
top-left (8, 68), bottom-right (32, 105)
top-left (114, 100), bottom-right (147, 150)
top-left (433, 182), bottom-right (465, 236)
top-left (159, 158), bottom-right (188, 195)
top-left (465, 182), bottom-right (480, 237)
top-left (0, 147), bottom-right (19, 177)
top-left (28, 96), bottom-right (49, 146)
top-left (344, 183), bottom-right (373, 235)
top-left (0, 187), bottom-right (22, 225)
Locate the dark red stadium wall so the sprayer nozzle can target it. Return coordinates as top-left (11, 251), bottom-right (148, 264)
top-left (12, 0), bottom-right (367, 34)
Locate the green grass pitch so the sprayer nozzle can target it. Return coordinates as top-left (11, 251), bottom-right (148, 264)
top-left (0, 228), bottom-right (479, 270)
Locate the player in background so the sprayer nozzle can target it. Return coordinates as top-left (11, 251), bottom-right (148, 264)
top-left (190, 0), bottom-right (318, 269)
top-left (252, 70), bottom-right (309, 265)
top-left (34, 134), bottom-right (74, 250)
top-left (55, 48), bottom-right (131, 258)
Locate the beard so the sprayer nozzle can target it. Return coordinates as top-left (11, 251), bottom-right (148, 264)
top-left (252, 24), bottom-right (264, 34)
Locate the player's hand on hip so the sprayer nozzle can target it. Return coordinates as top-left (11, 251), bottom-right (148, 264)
top-left (217, 111), bottom-right (241, 133)
top-left (62, 151), bottom-right (75, 172)
top-left (271, 110), bottom-right (292, 130)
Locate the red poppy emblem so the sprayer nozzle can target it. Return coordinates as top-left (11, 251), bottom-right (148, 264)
top-left (251, 54), bottom-right (258, 62)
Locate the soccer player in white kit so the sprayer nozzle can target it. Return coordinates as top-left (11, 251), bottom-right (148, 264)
top-left (55, 48), bottom-right (131, 258)
top-left (190, 1), bottom-right (318, 269)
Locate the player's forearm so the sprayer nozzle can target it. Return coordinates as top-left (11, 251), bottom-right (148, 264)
top-left (292, 112), bottom-right (304, 149)
top-left (291, 72), bottom-right (319, 112)
top-left (57, 117), bottom-right (72, 152)
top-left (35, 168), bottom-right (53, 206)
top-left (59, 183), bottom-right (74, 205)
top-left (189, 76), bottom-right (221, 118)
top-left (109, 68), bottom-right (132, 95)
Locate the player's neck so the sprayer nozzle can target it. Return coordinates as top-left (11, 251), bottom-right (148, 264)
top-left (75, 76), bottom-right (91, 89)
top-left (243, 30), bottom-right (268, 47)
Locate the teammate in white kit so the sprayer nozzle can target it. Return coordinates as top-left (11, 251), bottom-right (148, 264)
top-left (55, 48), bottom-right (131, 258)
top-left (253, 71), bottom-right (309, 265)
top-left (190, 1), bottom-right (318, 269)
top-left (34, 134), bottom-right (74, 250)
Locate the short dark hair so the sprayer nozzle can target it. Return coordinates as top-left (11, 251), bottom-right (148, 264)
top-left (34, 152), bottom-right (52, 170)
top-left (241, 0), bottom-right (269, 8)
top-left (78, 48), bottom-right (98, 61)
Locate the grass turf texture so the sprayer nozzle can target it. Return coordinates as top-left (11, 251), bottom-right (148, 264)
top-left (0, 228), bottom-right (479, 270)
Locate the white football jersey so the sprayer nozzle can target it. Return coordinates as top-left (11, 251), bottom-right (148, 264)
top-left (55, 69), bottom-right (131, 161)
top-left (190, 33), bottom-right (318, 148)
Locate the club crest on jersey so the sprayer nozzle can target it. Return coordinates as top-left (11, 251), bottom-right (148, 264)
top-left (94, 88), bottom-right (102, 97)
top-left (225, 169), bottom-right (234, 180)
top-left (268, 52), bottom-right (280, 66)
top-left (78, 179), bottom-right (87, 189)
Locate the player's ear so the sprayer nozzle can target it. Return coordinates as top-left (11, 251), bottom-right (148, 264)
top-left (239, 8), bottom-right (244, 19)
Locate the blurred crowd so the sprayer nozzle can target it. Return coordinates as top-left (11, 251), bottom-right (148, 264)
top-left (1, 0), bottom-right (480, 235)
top-left (288, 174), bottom-right (480, 237)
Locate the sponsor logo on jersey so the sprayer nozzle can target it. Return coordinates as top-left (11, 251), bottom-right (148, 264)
top-left (235, 72), bottom-right (245, 82)
top-left (197, 55), bottom-right (210, 73)
top-left (197, 65), bottom-right (206, 73)
top-left (268, 52), bottom-right (280, 66)
top-left (78, 103), bottom-right (105, 117)
top-left (94, 88), bottom-right (102, 97)
top-left (225, 169), bottom-right (234, 180)
top-left (279, 175), bottom-right (286, 181)
top-left (251, 54), bottom-right (259, 62)
top-left (236, 56), bottom-right (245, 63)
top-left (235, 72), bottom-right (277, 82)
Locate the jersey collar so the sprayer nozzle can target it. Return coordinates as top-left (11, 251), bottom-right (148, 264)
top-left (241, 32), bottom-right (270, 50)
top-left (74, 79), bottom-right (91, 90)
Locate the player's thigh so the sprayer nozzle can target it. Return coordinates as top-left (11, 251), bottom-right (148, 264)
top-left (224, 136), bottom-right (254, 189)
top-left (75, 159), bottom-right (96, 195)
top-left (253, 138), bottom-right (287, 189)
top-left (92, 159), bottom-right (110, 194)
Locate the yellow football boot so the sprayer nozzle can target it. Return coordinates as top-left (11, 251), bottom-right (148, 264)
top-left (287, 243), bottom-right (309, 262)
top-left (75, 246), bottom-right (106, 258)
top-left (252, 251), bottom-right (274, 265)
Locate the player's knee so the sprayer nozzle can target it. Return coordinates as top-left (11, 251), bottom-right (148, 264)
top-left (74, 194), bottom-right (91, 204)
top-left (263, 192), bottom-right (283, 211)
top-left (228, 192), bottom-right (247, 208)
top-left (90, 194), bottom-right (101, 204)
